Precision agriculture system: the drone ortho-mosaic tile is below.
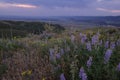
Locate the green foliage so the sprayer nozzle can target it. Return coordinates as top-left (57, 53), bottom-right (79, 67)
top-left (0, 39), bottom-right (25, 51)
top-left (0, 64), bottom-right (8, 77)
top-left (0, 21), bottom-right (65, 38)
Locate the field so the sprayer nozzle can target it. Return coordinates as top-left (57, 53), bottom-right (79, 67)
top-left (0, 25), bottom-right (120, 80)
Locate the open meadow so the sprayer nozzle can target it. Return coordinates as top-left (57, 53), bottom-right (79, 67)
top-left (0, 26), bottom-right (120, 80)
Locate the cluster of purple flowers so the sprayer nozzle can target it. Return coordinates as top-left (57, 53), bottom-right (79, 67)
top-left (56, 53), bottom-right (61, 59)
top-left (86, 42), bottom-right (92, 51)
top-left (49, 48), bottom-right (65, 61)
top-left (91, 33), bottom-right (99, 45)
top-left (87, 56), bottom-right (93, 68)
top-left (79, 33), bottom-right (83, 37)
top-left (79, 67), bottom-right (87, 80)
top-left (104, 49), bottom-right (113, 64)
top-left (60, 73), bottom-right (66, 80)
top-left (110, 42), bottom-right (115, 49)
top-left (80, 33), bottom-right (87, 44)
top-left (105, 41), bottom-right (109, 48)
top-left (59, 32), bottom-right (119, 80)
top-left (116, 63), bottom-right (120, 72)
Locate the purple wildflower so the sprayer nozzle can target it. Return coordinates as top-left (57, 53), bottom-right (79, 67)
top-left (56, 53), bottom-right (61, 59)
top-left (86, 42), bottom-right (92, 51)
top-left (87, 56), bottom-right (92, 68)
top-left (80, 33), bottom-right (87, 44)
top-left (79, 67), bottom-right (87, 80)
top-left (79, 67), bottom-right (85, 78)
top-left (79, 33), bottom-right (83, 37)
top-left (60, 73), bottom-right (66, 80)
top-left (110, 42), bottom-right (115, 49)
top-left (105, 41), bottom-right (109, 48)
top-left (81, 73), bottom-right (87, 80)
top-left (104, 49), bottom-right (112, 64)
top-left (91, 34), bottom-right (99, 45)
top-left (116, 63), bottom-right (120, 71)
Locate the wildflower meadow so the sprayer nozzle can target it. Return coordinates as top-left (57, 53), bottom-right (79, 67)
top-left (0, 27), bottom-right (120, 80)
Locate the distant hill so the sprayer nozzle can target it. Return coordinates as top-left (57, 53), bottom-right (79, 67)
top-left (1, 16), bottom-right (120, 27)
top-left (0, 16), bottom-right (120, 29)
top-left (0, 20), bottom-right (65, 38)
top-left (38, 16), bottom-right (120, 28)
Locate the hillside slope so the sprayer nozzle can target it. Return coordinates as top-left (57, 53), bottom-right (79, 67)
top-left (0, 20), bottom-right (65, 38)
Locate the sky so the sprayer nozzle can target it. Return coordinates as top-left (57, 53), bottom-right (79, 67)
top-left (0, 0), bottom-right (120, 16)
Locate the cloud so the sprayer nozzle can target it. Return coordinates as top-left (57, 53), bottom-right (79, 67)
top-left (0, 2), bottom-right (37, 8)
top-left (96, 8), bottom-right (120, 13)
top-left (1, 0), bottom-right (93, 8)
top-left (97, 0), bottom-right (103, 2)
top-left (1, 0), bottom-right (120, 9)
top-left (0, 0), bottom-right (120, 16)
top-left (95, 0), bottom-right (120, 10)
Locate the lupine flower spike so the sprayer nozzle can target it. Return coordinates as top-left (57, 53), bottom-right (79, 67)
top-left (110, 42), bottom-right (115, 49)
top-left (80, 33), bottom-right (87, 44)
top-left (56, 53), bottom-right (61, 59)
top-left (92, 34), bottom-right (99, 45)
top-left (105, 41), bottom-right (109, 48)
top-left (116, 63), bottom-right (120, 71)
top-left (79, 67), bottom-right (87, 80)
top-left (60, 73), bottom-right (66, 80)
top-left (86, 42), bottom-right (92, 51)
top-left (104, 49), bottom-right (112, 64)
top-left (87, 56), bottom-right (92, 68)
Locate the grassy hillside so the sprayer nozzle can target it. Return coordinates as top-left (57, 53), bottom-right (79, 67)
top-left (0, 20), bottom-right (65, 38)
top-left (0, 27), bottom-right (120, 80)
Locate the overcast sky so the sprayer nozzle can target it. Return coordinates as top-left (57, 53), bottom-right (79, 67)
top-left (0, 0), bottom-right (120, 16)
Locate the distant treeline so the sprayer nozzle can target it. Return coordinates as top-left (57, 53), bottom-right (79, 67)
top-left (0, 20), bottom-right (65, 38)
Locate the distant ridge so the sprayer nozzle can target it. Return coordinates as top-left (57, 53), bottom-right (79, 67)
top-left (0, 16), bottom-right (120, 28)
top-left (0, 15), bottom-right (120, 21)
